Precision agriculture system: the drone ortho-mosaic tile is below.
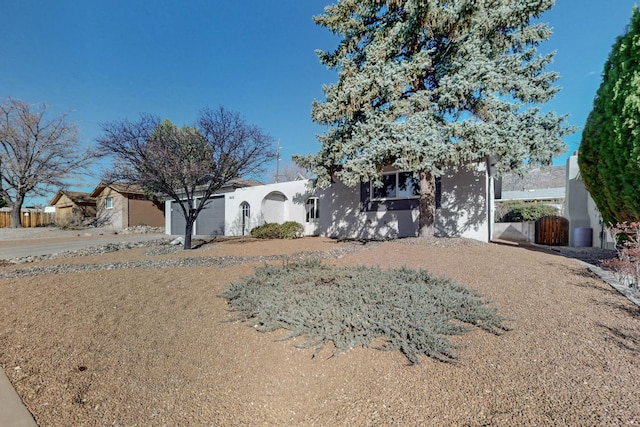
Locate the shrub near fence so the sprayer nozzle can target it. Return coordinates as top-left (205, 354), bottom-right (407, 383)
top-left (0, 211), bottom-right (55, 228)
top-left (495, 200), bottom-right (559, 222)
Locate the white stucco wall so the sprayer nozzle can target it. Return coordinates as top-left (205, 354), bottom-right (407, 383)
top-left (564, 155), bottom-right (591, 246)
top-left (564, 155), bottom-right (615, 248)
top-left (315, 178), bottom-right (418, 240)
top-left (436, 162), bottom-right (490, 241)
top-left (166, 163), bottom-right (490, 242)
top-left (164, 201), bottom-right (171, 234)
top-left (492, 221), bottom-right (536, 243)
top-left (315, 162), bottom-right (490, 242)
top-left (225, 180), bottom-right (313, 236)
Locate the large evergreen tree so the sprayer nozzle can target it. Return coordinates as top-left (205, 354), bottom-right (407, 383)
top-left (579, 6), bottom-right (640, 226)
top-left (298, 0), bottom-right (571, 236)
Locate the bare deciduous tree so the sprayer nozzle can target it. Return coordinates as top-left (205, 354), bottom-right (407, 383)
top-left (97, 106), bottom-right (275, 249)
top-left (0, 98), bottom-right (96, 227)
top-left (270, 160), bottom-right (311, 183)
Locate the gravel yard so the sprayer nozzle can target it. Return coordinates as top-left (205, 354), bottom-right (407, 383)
top-left (0, 227), bottom-right (638, 426)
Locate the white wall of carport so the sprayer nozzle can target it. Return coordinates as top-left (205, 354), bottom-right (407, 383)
top-left (224, 180), bottom-right (313, 236)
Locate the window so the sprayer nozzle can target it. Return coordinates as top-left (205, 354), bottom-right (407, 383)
top-left (104, 197), bottom-right (114, 209)
top-left (371, 172), bottom-right (419, 200)
top-left (305, 197), bottom-right (319, 223)
top-left (240, 202), bottom-right (250, 235)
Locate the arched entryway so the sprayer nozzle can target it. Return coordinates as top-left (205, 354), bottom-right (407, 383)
top-left (261, 191), bottom-right (287, 223)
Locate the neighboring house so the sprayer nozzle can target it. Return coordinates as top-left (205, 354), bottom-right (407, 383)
top-left (165, 161), bottom-right (494, 242)
top-left (90, 182), bottom-right (165, 229)
top-left (564, 154), bottom-right (615, 249)
top-left (491, 158), bottom-right (615, 248)
top-left (498, 187), bottom-right (565, 213)
top-left (49, 190), bottom-right (97, 225)
top-left (492, 165), bottom-right (566, 243)
top-left (496, 164), bottom-right (566, 214)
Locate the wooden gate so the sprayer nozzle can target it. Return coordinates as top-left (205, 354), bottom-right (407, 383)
top-left (535, 216), bottom-right (569, 246)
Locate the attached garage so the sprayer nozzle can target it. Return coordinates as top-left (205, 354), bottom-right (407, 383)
top-left (169, 196), bottom-right (225, 236)
top-left (170, 201), bottom-right (187, 235)
top-left (195, 196), bottom-right (225, 236)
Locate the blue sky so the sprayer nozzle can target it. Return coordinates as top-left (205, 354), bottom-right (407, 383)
top-left (0, 1), bottom-right (637, 203)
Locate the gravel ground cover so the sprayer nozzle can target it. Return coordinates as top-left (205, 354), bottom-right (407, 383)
top-left (0, 228), bottom-right (638, 426)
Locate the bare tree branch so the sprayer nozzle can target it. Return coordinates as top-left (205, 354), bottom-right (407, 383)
top-left (97, 106), bottom-right (275, 249)
top-left (268, 160), bottom-right (311, 183)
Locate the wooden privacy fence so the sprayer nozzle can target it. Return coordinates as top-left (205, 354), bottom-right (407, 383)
top-left (535, 215), bottom-right (569, 246)
top-left (0, 211), bottom-right (55, 228)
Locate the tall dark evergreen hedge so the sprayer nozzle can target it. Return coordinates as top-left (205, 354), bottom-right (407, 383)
top-left (579, 6), bottom-right (640, 225)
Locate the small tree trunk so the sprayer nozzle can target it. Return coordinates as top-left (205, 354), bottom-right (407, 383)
top-left (10, 194), bottom-right (24, 228)
top-left (183, 219), bottom-right (194, 250)
top-left (418, 170), bottom-right (436, 238)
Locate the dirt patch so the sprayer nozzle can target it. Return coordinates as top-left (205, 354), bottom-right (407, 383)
top-left (0, 234), bottom-right (639, 426)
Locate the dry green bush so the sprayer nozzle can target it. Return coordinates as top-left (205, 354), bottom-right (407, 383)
top-left (222, 261), bottom-right (509, 364)
top-left (250, 221), bottom-right (304, 239)
top-left (495, 200), bottom-right (559, 222)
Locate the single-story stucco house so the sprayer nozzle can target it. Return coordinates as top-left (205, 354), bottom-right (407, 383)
top-left (90, 182), bottom-right (165, 229)
top-left (564, 155), bottom-right (615, 249)
top-left (49, 190), bottom-right (97, 226)
top-left (165, 160), bottom-right (495, 242)
top-left (490, 155), bottom-right (616, 249)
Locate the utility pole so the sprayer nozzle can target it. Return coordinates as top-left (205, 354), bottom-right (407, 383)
top-left (275, 139), bottom-right (281, 183)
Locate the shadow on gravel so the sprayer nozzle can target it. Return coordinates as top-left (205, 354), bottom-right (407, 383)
top-left (560, 265), bottom-right (615, 287)
top-left (597, 322), bottom-right (640, 355)
top-left (593, 299), bottom-right (640, 318)
top-left (494, 240), bottom-right (617, 267)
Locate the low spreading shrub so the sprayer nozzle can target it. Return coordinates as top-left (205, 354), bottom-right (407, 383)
top-left (250, 223), bottom-right (281, 239)
top-left (496, 200), bottom-right (559, 222)
top-left (250, 221), bottom-right (303, 239)
top-left (221, 260), bottom-right (509, 364)
top-left (279, 221), bottom-right (304, 238)
top-left (602, 222), bottom-right (640, 292)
